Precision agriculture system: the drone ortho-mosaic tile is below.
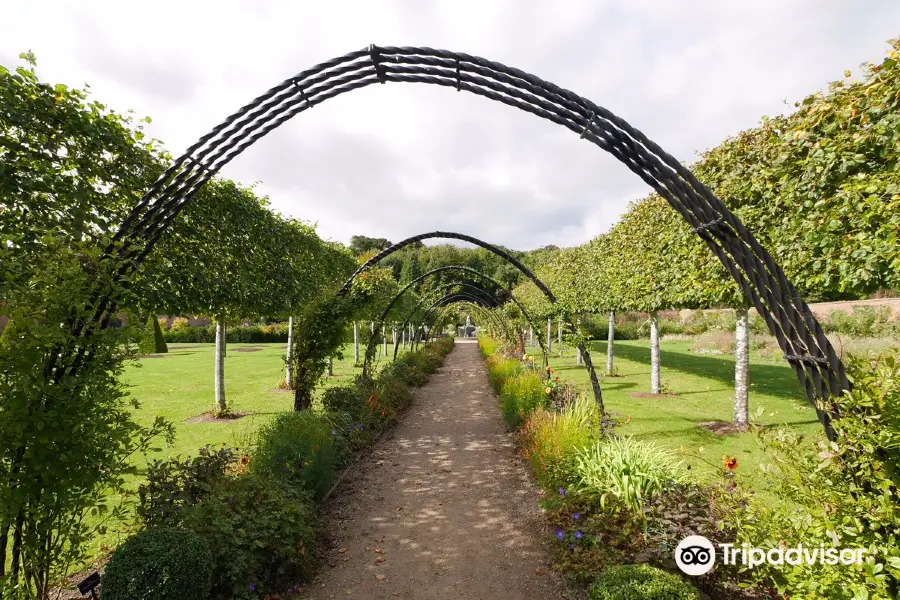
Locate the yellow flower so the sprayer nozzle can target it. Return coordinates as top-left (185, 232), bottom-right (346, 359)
top-left (544, 387), bottom-right (553, 395)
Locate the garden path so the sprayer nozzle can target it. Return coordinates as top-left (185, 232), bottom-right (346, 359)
top-left (300, 340), bottom-right (565, 599)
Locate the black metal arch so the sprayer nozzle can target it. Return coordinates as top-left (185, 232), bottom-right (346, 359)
top-left (387, 291), bottom-right (511, 362)
top-left (391, 283), bottom-right (512, 362)
top-left (340, 231), bottom-right (604, 411)
top-left (416, 298), bottom-right (504, 348)
top-left (68, 45), bottom-right (843, 436)
top-left (410, 294), bottom-right (510, 353)
top-left (362, 265), bottom-right (549, 373)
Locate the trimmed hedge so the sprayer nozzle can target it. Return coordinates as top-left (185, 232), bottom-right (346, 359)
top-left (163, 322), bottom-right (291, 344)
top-left (101, 528), bottom-right (213, 600)
top-left (138, 314), bottom-right (168, 354)
top-left (589, 564), bottom-right (700, 600)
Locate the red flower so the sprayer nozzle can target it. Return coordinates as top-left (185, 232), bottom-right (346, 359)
top-left (241, 455), bottom-right (250, 465)
top-left (723, 456), bottom-right (738, 470)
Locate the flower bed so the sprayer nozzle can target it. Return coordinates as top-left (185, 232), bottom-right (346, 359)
top-left (479, 335), bottom-right (900, 599)
top-left (104, 337), bottom-right (455, 600)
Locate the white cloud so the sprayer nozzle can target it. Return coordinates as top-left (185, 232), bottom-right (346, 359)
top-left (2, 0), bottom-right (897, 249)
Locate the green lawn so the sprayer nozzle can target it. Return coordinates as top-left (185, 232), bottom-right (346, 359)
top-left (524, 339), bottom-right (825, 491)
top-left (124, 342), bottom-right (398, 459)
top-left (86, 341), bottom-right (400, 561)
top-left (88, 336), bottom-right (817, 561)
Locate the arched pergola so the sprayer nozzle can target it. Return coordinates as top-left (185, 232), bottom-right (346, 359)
top-left (63, 45), bottom-right (843, 437)
top-left (361, 265), bottom-right (549, 373)
top-left (406, 292), bottom-right (509, 350)
top-left (341, 232), bottom-right (603, 408)
top-left (393, 285), bottom-right (508, 358)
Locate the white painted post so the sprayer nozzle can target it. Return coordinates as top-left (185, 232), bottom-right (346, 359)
top-left (606, 311), bottom-right (615, 376)
top-left (285, 316), bottom-right (294, 388)
top-left (734, 307), bottom-right (750, 426)
top-left (547, 317), bottom-right (552, 353)
top-left (214, 313), bottom-right (226, 413)
top-left (650, 310), bottom-right (660, 394)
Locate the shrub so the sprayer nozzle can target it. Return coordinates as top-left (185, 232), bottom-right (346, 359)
top-left (322, 384), bottom-right (366, 417)
top-left (138, 446), bottom-right (237, 528)
top-left (521, 395), bottom-right (602, 490)
top-left (824, 306), bottom-right (896, 337)
top-left (138, 314), bottom-right (168, 354)
top-left (101, 528), bottom-right (213, 600)
top-left (573, 437), bottom-right (684, 513)
top-left (478, 336), bottom-right (499, 357)
top-left (162, 322), bottom-right (295, 343)
top-left (250, 410), bottom-right (342, 500)
top-left (500, 371), bottom-right (547, 429)
top-left (169, 316), bottom-right (190, 331)
top-left (690, 329), bottom-right (735, 354)
top-left (378, 371), bottom-right (415, 413)
top-left (485, 355), bottom-right (522, 394)
top-left (383, 360), bottom-right (429, 387)
top-left (731, 350), bottom-right (900, 599)
top-left (181, 474), bottom-right (318, 600)
top-left (589, 564), bottom-right (700, 600)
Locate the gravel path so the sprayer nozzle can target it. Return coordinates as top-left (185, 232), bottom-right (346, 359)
top-left (301, 340), bottom-right (565, 599)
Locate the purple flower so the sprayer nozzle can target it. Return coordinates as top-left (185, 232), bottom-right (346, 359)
top-left (555, 529), bottom-right (564, 540)
top-left (249, 583), bottom-right (257, 592)
top-left (575, 531), bottom-right (582, 539)
top-left (572, 512), bottom-right (580, 520)
top-left (557, 487), bottom-right (567, 498)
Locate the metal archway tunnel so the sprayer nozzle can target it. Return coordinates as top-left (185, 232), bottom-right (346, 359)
top-left (66, 45), bottom-right (844, 437)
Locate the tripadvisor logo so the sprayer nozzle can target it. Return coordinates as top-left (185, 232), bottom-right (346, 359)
top-left (675, 535), bottom-right (715, 576)
top-left (675, 535), bottom-right (868, 576)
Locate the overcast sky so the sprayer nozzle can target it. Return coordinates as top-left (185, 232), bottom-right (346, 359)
top-left (2, 1), bottom-right (898, 250)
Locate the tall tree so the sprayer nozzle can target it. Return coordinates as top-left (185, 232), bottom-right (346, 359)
top-left (349, 235), bottom-right (392, 256)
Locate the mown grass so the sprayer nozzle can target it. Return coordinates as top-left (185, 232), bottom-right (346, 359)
top-left (524, 339), bottom-right (824, 491)
top-left (86, 341), bottom-right (396, 561)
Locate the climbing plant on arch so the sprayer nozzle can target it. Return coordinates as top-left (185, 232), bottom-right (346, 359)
top-left (54, 44), bottom-right (843, 438)
top-left (385, 283), bottom-right (507, 361)
top-left (342, 231), bottom-right (604, 410)
top-left (361, 265), bottom-right (550, 373)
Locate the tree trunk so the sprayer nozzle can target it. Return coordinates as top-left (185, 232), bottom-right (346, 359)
top-left (215, 313), bottom-right (227, 414)
top-left (650, 310), bottom-right (660, 394)
top-left (285, 316), bottom-right (294, 389)
top-left (392, 326), bottom-right (397, 350)
top-left (576, 318), bottom-right (583, 365)
top-left (382, 325), bottom-right (388, 356)
top-left (528, 326), bottom-right (534, 347)
top-left (294, 365), bottom-right (310, 411)
top-left (557, 318), bottom-right (563, 347)
top-left (578, 344), bottom-right (606, 417)
top-left (734, 306), bottom-right (750, 427)
top-left (353, 322), bottom-right (359, 364)
top-left (546, 317), bottom-right (552, 353)
top-left (514, 330), bottom-right (525, 357)
top-left (606, 311), bottom-right (615, 376)
top-left (327, 356), bottom-right (333, 376)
